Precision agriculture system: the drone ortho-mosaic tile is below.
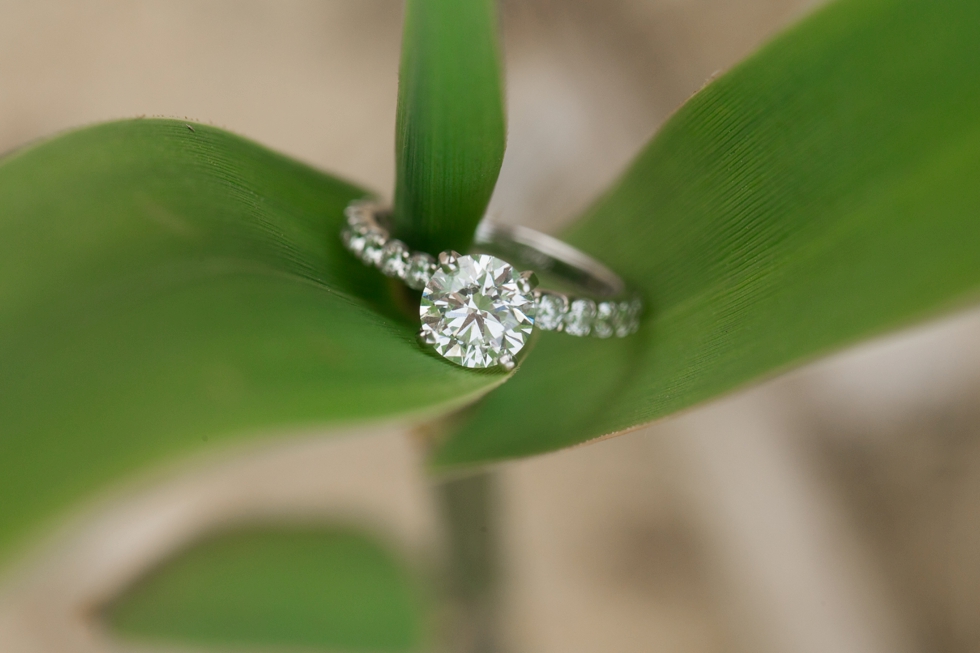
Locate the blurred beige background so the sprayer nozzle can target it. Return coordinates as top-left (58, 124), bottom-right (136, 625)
top-left (2, 1), bottom-right (980, 652)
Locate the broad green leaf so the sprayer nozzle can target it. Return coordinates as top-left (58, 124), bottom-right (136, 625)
top-left (433, 0), bottom-right (980, 466)
top-left (106, 527), bottom-right (425, 652)
top-left (0, 120), bottom-right (504, 563)
top-left (393, 0), bottom-right (506, 254)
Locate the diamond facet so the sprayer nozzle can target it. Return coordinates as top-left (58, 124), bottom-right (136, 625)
top-left (420, 254), bottom-right (536, 369)
top-left (563, 299), bottom-right (596, 337)
top-left (535, 292), bottom-right (567, 331)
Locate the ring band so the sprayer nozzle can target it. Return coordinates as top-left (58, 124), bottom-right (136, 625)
top-left (341, 200), bottom-right (642, 370)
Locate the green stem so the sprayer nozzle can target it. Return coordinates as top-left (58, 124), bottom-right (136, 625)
top-left (436, 470), bottom-right (503, 653)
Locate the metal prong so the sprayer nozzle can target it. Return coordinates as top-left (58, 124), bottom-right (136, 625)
top-left (418, 326), bottom-right (437, 345)
top-left (438, 250), bottom-right (461, 272)
top-left (498, 355), bottom-right (515, 371)
top-left (519, 270), bottom-right (539, 293)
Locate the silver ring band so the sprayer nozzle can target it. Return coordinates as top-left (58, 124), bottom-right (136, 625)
top-left (473, 222), bottom-right (625, 299)
top-left (341, 200), bottom-right (641, 368)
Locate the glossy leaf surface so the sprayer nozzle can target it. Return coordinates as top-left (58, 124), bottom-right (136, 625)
top-left (434, 0), bottom-right (980, 465)
top-left (0, 120), bottom-right (504, 562)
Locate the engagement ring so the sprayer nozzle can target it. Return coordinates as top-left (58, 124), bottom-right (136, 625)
top-left (341, 200), bottom-right (642, 370)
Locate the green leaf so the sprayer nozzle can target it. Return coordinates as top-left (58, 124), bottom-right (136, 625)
top-left (433, 0), bottom-right (980, 466)
top-left (106, 527), bottom-right (426, 652)
top-left (0, 119), bottom-right (504, 563)
top-left (393, 0), bottom-right (506, 254)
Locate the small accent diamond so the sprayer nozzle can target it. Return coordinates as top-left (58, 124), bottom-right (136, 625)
top-left (359, 229), bottom-right (387, 266)
top-left (593, 301), bottom-right (616, 338)
top-left (535, 292), bottom-right (567, 331)
top-left (380, 240), bottom-right (410, 278)
top-left (610, 302), bottom-right (626, 337)
top-left (616, 299), bottom-right (641, 336)
top-left (629, 299), bottom-right (642, 333)
top-left (564, 299), bottom-right (597, 337)
top-left (344, 203), bottom-right (371, 228)
top-left (342, 225), bottom-right (368, 257)
top-left (405, 252), bottom-right (436, 290)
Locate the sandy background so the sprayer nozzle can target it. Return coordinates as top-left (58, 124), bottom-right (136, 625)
top-left (2, 1), bottom-right (980, 652)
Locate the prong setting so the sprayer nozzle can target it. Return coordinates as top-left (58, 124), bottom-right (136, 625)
top-left (418, 326), bottom-right (438, 345)
top-left (518, 270), bottom-right (538, 294)
top-left (438, 250), bottom-right (461, 273)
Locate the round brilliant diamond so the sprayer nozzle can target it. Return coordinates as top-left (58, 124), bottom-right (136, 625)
top-left (359, 230), bottom-right (387, 266)
top-left (380, 240), bottom-right (410, 278)
top-left (593, 301), bottom-right (616, 338)
top-left (535, 292), bottom-right (567, 331)
top-left (405, 252), bottom-right (436, 290)
top-left (563, 299), bottom-right (596, 337)
top-left (420, 254), bottom-right (536, 369)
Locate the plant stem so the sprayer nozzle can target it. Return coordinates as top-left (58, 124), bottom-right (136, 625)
top-left (436, 470), bottom-right (503, 653)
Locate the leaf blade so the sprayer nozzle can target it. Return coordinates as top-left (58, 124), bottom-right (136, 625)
top-left (393, 0), bottom-right (506, 253)
top-left (434, 0), bottom-right (980, 465)
top-left (0, 119), bottom-right (504, 562)
top-left (106, 527), bottom-right (426, 652)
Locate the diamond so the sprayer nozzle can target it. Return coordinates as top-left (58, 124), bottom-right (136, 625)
top-left (405, 252), bottom-right (436, 290)
top-left (593, 301), bottom-right (616, 338)
top-left (535, 292), bottom-right (567, 331)
top-left (563, 299), bottom-right (596, 337)
top-left (344, 202), bottom-right (372, 228)
top-left (359, 229), bottom-right (387, 266)
top-left (342, 225), bottom-right (367, 257)
top-left (420, 254), bottom-right (536, 368)
top-left (380, 240), bottom-right (410, 278)
top-left (618, 298), bottom-right (642, 336)
top-left (609, 302), bottom-right (626, 337)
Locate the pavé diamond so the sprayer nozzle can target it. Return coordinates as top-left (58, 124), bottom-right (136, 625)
top-left (535, 292), bottom-right (567, 331)
top-left (344, 204), bottom-right (370, 228)
top-left (610, 302), bottom-right (627, 337)
top-left (380, 240), bottom-right (410, 278)
top-left (359, 230), bottom-right (387, 266)
top-left (420, 254), bottom-right (536, 369)
top-left (563, 298), bottom-right (596, 337)
top-left (405, 252), bottom-right (436, 290)
top-left (342, 225), bottom-right (368, 257)
top-left (593, 301), bottom-right (616, 338)
top-left (617, 298), bottom-right (642, 336)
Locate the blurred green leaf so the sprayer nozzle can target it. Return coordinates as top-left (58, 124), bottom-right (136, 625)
top-left (0, 120), bottom-right (505, 563)
top-left (393, 0), bottom-right (506, 254)
top-left (106, 527), bottom-right (425, 652)
top-left (434, 0), bottom-right (980, 465)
